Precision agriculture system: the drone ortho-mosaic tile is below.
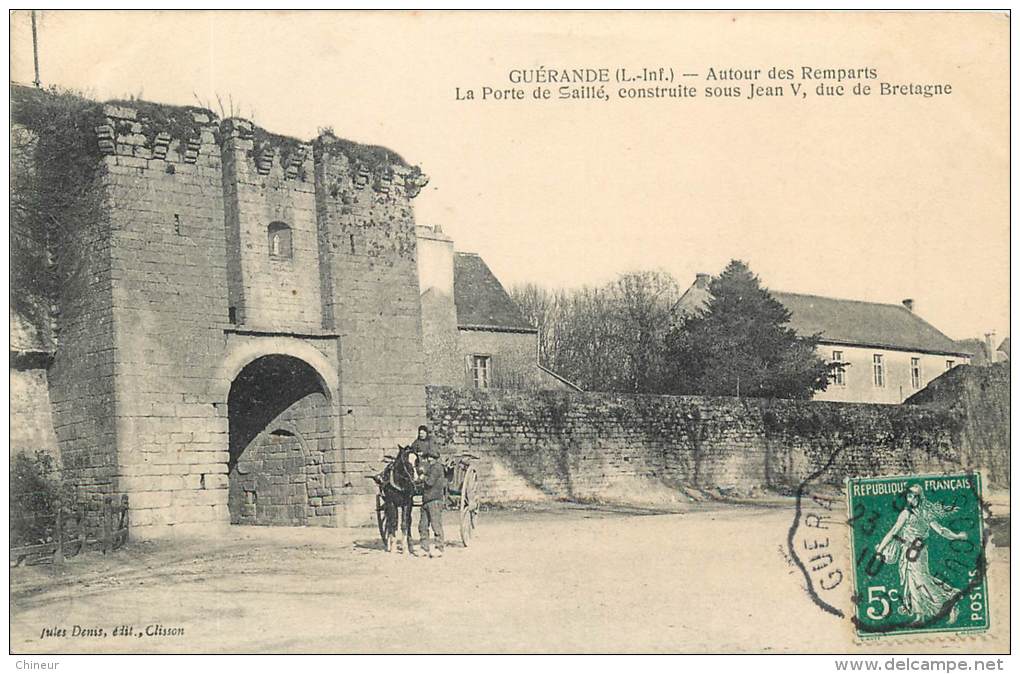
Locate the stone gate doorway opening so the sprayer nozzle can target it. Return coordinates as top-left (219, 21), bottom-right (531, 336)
top-left (227, 354), bottom-right (333, 526)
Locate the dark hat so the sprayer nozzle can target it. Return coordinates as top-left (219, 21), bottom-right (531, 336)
top-left (417, 425), bottom-right (429, 433)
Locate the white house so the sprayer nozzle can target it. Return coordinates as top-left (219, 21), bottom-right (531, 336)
top-left (674, 274), bottom-right (971, 404)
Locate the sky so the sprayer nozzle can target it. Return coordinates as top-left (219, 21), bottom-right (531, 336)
top-left (9, 10), bottom-right (1010, 343)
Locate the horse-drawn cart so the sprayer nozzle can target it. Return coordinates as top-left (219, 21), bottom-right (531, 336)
top-left (370, 452), bottom-right (480, 548)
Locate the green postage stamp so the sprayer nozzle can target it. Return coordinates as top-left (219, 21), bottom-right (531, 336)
top-left (846, 472), bottom-right (989, 639)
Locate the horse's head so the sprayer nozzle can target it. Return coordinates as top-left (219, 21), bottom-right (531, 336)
top-left (392, 444), bottom-right (420, 491)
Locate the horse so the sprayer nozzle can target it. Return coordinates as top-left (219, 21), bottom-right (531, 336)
top-left (377, 444), bottom-right (420, 554)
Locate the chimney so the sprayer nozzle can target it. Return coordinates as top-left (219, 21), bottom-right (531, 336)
top-left (902, 298), bottom-right (914, 312)
top-left (985, 331), bottom-right (997, 362)
top-left (695, 273), bottom-right (711, 290)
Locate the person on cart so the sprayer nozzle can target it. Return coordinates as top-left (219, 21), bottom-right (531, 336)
top-left (370, 425), bottom-right (431, 488)
top-left (417, 444), bottom-right (447, 558)
top-left (409, 424), bottom-right (433, 459)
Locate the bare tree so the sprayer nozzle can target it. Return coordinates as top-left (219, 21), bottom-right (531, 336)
top-left (510, 283), bottom-right (559, 368)
top-left (608, 270), bottom-right (680, 393)
top-left (511, 271), bottom-right (679, 393)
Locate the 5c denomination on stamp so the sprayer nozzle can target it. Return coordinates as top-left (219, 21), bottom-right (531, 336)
top-left (846, 472), bottom-right (989, 639)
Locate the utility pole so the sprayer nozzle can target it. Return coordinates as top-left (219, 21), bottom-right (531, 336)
top-left (31, 11), bottom-right (41, 88)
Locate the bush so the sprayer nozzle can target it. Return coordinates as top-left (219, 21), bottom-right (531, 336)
top-left (9, 451), bottom-right (73, 548)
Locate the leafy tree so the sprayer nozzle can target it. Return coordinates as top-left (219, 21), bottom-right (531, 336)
top-left (664, 260), bottom-right (836, 399)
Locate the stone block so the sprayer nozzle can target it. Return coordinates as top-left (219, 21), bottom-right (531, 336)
top-left (173, 488), bottom-right (226, 506)
top-left (202, 473), bottom-right (229, 489)
top-left (129, 490), bottom-right (174, 510)
top-left (130, 507), bottom-right (174, 528)
top-left (103, 104), bottom-right (138, 119)
top-left (120, 474), bottom-right (185, 493)
top-left (170, 503), bottom-right (219, 524)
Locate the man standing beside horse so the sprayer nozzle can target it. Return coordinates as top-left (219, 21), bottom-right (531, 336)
top-left (412, 426), bottom-right (448, 558)
top-left (413, 425), bottom-right (447, 558)
top-left (375, 425), bottom-right (447, 557)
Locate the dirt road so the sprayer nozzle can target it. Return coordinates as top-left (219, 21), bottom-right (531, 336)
top-left (10, 502), bottom-right (1009, 653)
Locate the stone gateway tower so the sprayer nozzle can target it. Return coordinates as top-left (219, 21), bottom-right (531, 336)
top-left (12, 87), bottom-right (431, 537)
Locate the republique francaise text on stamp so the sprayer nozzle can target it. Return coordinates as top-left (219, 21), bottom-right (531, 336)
top-left (846, 472), bottom-right (989, 639)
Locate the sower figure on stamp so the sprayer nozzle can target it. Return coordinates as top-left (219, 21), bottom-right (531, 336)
top-left (875, 484), bottom-right (968, 624)
top-left (417, 439), bottom-right (447, 559)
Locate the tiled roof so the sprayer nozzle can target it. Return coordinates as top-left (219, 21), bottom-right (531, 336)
top-left (771, 291), bottom-right (969, 356)
top-left (453, 253), bottom-right (536, 332)
top-left (673, 279), bottom-right (968, 357)
top-left (672, 282), bottom-right (712, 317)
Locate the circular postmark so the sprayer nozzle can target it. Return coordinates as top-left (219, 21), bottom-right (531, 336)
top-left (787, 464), bottom-right (991, 639)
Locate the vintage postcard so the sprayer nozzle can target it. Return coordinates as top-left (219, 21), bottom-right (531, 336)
top-left (7, 9), bottom-right (1010, 659)
top-left (846, 473), bottom-right (989, 639)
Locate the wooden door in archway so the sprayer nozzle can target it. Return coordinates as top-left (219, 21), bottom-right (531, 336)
top-left (230, 429), bottom-right (309, 526)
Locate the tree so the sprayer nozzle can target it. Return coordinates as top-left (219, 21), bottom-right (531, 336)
top-left (555, 285), bottom-right (622, 391)
top-left (510, 270), bottom-right (679, 393)
top-left (607, 270), bottom-right (679, 393)
top-left (510, 282), bottom-right (562, 372)
top-left (663, 260), bottom-right (836, 399)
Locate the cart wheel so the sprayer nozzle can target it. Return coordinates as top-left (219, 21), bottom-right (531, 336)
top-left (376, 493), bottom-right (387, 547)
top-left (459, 466), bottom-right (478, 547)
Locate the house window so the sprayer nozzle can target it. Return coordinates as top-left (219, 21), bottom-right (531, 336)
top-left (911, 357), bottom-right (922, 389)
top-left (471, 355), bottom-right (491, 389)
top-left (946, 360), bottom-right (956, 371)
top-left (831, 350), bottom-right (845, 386)
top-left (268, 222), bottom-right (293, 260)
top-left (872, 354), bottom-right (885, 388)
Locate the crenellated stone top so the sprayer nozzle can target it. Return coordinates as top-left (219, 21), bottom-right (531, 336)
top-left (90, 95), bottom-right (427, 196)
top-left (97, 101), bottom-right (218, 164)
top-left (314, 130), bottom-right (429, 198)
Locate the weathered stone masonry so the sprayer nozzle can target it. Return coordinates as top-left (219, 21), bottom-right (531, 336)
top-left (20, 90), bottom-right (432, 536)
top-left (425, 371), bottom-right (1007, 504)
top-left (13, 87), bottom-right (1008, 537)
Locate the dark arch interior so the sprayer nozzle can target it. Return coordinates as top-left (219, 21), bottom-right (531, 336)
top-left (228, 354), bottom-right (326, 465)
top-left (227, 354), bottom-right (332, 525)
